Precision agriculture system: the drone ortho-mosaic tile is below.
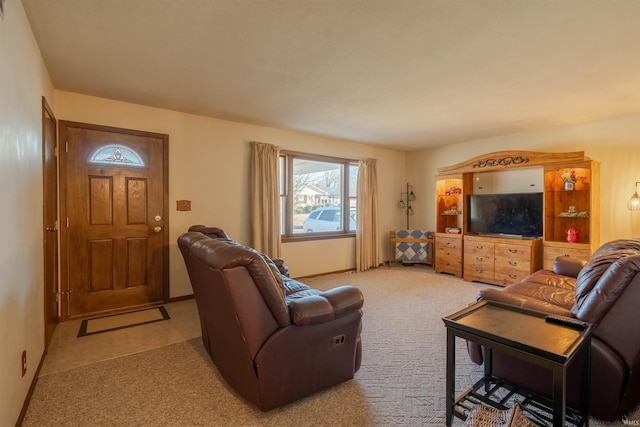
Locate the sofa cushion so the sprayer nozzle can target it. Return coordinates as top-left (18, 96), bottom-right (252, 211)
top-left (478, 270), bottom-right (576, 316)
top-left (282, 276), bottom-right (317, 297)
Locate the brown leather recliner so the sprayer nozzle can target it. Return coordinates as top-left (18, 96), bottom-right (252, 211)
top-left (178, 229), bottom-right (364, 411)
top-left (467, 238), bottom-right (640, 421)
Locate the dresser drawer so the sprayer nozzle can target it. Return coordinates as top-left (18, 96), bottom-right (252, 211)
top-left (494, 242), bottom-right (531, 274)
top-left (543, 243), bottom-right (591, 270)
top-left (436, 254), bottom-right (462, 270)
top-left (494, 256), bottom-right (530, 274)
top-left (466, 244), bottom-right (493, 258)
top-left (436, 236), bottom-right (461, 251)
top-left (464, 237), bottom-right (492, 252)
top-left (463, 237), bottom-right (493, 282)
top-left (436, 245), bottom-right (462, 261)
top-left (464, 262), bottom-right (494, 282)
top-left (464, 247), bottom-right (494, 280)
top-left (435, 253), bottom-right (462, 277)
top-left (494, 242), bottom-right (536, 285)
top-left (495, 243), bottom-right (531, 262)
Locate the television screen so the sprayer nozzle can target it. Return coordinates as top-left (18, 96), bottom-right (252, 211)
top-left (467, 193), bottom-right (543, 238)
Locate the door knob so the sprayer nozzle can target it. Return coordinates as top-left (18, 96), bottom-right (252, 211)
top-left (154, 226), bottom-right (162, 233)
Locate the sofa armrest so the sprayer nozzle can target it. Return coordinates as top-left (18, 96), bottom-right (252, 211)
top-left (288, 285), bottom-right (364, 326)
top-left (478, 288), bottom-right (574, 316)
top-left (553, 256), bottom-right (587, 278)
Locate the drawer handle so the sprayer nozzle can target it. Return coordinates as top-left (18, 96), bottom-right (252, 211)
top-left (475, 245), bottom-right (483, 250)
top-left (508, 260), bottom-right (518, 266)
top-left (508, 249), bottom-right (518, 253)
top-left (475, 268), bottom-right (484, 273)
top-left (508, 273), bottom-right (518, 278)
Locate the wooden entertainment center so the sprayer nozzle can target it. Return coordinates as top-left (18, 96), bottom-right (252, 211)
top-left (434, 150), bottom-right (600, 286)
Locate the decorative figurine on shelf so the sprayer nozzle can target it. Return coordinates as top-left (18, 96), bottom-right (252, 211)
top-left (560, 170), bottom-right (577, 191)
top-left (444, 186), bottom-right (461, 196)
top-left (566, 228), bottom-right (579, 243)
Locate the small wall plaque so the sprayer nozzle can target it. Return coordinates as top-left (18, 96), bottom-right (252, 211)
top-left (176, 200), bottom-right (191, 211)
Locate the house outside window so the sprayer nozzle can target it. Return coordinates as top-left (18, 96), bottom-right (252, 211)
top-left (280, 151), bottom-right (358, 241)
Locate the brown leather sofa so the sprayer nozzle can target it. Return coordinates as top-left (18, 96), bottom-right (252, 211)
top-left (467, 238), bottom-right (640, 421)
top-left (178, 228), bottom-right (364, 411)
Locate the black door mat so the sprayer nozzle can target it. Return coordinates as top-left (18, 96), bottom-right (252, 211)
top-left (78, 306), bottom-right (170, 337)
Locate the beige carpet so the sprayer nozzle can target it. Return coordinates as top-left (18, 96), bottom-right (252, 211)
top-left (22, 268), bottom-right (637, 426)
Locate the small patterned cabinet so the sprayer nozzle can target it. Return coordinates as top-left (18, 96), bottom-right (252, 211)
top-left (389, 230), bottom-right (434, 267)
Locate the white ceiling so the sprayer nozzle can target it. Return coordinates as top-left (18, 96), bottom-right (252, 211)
top-left (21, 0), bottom-right (640, 151)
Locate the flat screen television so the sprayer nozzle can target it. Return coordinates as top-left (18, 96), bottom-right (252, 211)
top-left (467, 192), bottom-right (543, 238)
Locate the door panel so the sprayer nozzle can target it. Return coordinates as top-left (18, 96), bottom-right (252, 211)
top-left (43, 98), bottom-right (58, 348)
top-left (60, 121), bottom-right (169, 319)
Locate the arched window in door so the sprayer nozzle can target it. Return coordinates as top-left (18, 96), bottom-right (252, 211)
top-left (88, 144), bottom-right (144, 167)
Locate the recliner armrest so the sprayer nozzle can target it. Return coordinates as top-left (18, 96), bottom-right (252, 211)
top-left (288, 285), bottom-right (364, 326)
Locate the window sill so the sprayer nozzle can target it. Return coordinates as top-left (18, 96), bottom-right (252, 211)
top-left (282, 232), bottom-right (356, 243)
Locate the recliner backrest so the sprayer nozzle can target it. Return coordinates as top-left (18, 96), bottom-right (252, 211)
top-left (188, 224), bottom-right (232, 240)
top-left (572, 239), bottom-right (640, 323)
top-left (571, 239), bottom-right (640, 369)
top-left (180, 232), bottom-right (291, 327)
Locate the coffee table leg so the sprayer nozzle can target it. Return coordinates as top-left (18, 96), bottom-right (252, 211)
top-left (552, 365), bottom-right (566, 427)
top-left (446, 328), bottom-right (455, 426)
top-left (484, 347), bottom-right (492, 392)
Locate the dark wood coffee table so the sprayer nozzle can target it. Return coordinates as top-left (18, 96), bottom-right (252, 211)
top-left (443, 300), bottom-right (594, 427)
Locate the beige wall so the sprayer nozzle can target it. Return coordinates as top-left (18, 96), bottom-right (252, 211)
top-left (54, 91), bottom-right (408, 296)
top-left (0, 0), bottom-right (54, 424)
top-left (407, 112), bottom-right (640, 242)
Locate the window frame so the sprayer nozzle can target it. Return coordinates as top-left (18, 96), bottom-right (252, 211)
top-left (280, 150), bottom-right (358, 242)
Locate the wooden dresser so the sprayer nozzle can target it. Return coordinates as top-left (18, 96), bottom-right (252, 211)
top-left (463, 235), bottom-right (542, 287)
top-left (435, 233), bottom-right (463, 278)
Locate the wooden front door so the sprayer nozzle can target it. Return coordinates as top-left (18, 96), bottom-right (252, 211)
top-left (59, 121), bottom-right (169, 319)
top-left (42, 98), bottom-right (58, 347)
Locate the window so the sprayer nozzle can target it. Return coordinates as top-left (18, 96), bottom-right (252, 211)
top-left (88, 144), bottom-right (144, 167)
top-left (280, 151), bottom-right (358, 240)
